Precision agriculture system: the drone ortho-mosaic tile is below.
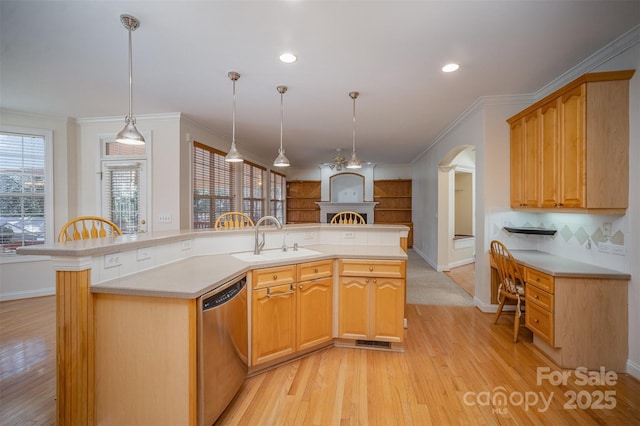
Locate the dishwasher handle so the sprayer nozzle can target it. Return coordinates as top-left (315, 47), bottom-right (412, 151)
top-left (202, 275), bottom-right (247, 311)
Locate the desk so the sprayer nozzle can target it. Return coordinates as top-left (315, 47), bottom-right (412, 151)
top-left (490, 250), bottom-right (629, 372)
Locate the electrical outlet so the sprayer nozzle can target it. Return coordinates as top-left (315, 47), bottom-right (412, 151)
top-left (137, 248), bottom-right (151, 261)
top-left (104, 253), bottom-right (121, 269)
top-left (343, 231), bottom-right (355, 239)
top-left (181, 240), bottom-right (192, 251)
top-left (304, 232), bottom-right (313, 240)
top-left (159, 214), bottom-right (172, 223)
top-left (598, 242), bottom-right (611, 253)
top-left (603, 222), bottom-right (611, 237)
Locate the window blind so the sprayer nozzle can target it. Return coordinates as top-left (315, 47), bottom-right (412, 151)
top-left (193, 142), bottom-right (235, 228)
top-left (0, 132), bottom-right (47, 252)
top-left (270, 170), bottom-right (286, 223)
top-left (102, 162), bottom-right (143, 234)
top-left (242, 160), bottom-right (266, 223)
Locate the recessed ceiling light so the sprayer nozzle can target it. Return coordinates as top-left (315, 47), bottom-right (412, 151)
top-left (442, 63), bottom-right (460, 73)
top-left (279, 53), bottom-right (297, 63)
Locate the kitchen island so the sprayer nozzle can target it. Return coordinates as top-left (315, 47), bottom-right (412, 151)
top-left (18, 223), bottom-right (408, 426)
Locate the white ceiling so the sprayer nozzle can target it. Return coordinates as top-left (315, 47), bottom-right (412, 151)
top-left (1, 1), bottom-right (639, 167)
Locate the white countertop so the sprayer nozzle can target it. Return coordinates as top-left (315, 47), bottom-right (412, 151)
top-left (509, 250), bottom-right (630, 280)
top-left (91, 244), bottom-right (408, 299)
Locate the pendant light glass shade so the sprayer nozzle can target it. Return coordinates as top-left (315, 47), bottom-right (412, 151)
top-left (116, 14), bottom-right (145, 145)
top-left (346, 91), bottom-right (362, 169)
top-left (273, 85), bottom-right (290, 167)
top-left (225, 71), bottom-right (244, 163)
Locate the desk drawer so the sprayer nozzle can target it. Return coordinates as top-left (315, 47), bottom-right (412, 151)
top-left (526, 302), bottom-right (554, 345)
top-left (297, 260), bottom-right (333, 282)
top-left (339, 259), bottom-right (405, 278)
top-left (526, 285), bottom-right (554, 312)
top-left (525, 268), bottom-right (554, 293)
top-left (252, 265), bottom-right (296, 289)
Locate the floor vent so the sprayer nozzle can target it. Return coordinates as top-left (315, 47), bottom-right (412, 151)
top-left (355, 340), bottom-right (391, 349)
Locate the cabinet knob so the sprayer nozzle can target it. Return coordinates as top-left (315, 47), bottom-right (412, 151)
top-left (536, 277), bottom-right (540, 282)
top-left (534, 319), bottom-right (539, 323)
top-left (273, 274), bottom-right (278, 280)
top-left (534, 294), bottom-right (539, 299)
top-left (365, 278), bottom-right (370, 283)
top-left (373, 279), bottom-right (377, 284)
top-left (314, 268), bottom-right (318, 273)
top-left (299, 285), bottom-right (303, 289)
top-left (369, 266), bottom-right (374, 271)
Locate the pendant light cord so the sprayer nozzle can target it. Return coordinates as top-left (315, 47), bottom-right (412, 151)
top-left (127, 27), bottom-right (134, 123)
top-left (280, 91), bottom-right (284, 152)
top-left (232, 78), bottom-right (237, 143)
top-left (352, 95), bottom-right (356, 153)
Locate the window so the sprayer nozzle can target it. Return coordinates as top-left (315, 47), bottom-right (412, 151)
top-left (101, 139), bottom-right (148, 234)
top-left (270, 170), bottom-right (286, 223)
top-left (193, 142), bottom-right (235, 228)
top-left (0, 128), bottom-right (52, 253)
top-left (242, 161), bottom-right (266, 223)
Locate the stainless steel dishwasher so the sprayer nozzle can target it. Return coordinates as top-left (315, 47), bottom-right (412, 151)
top-left (197, 273), bottom-right (248, 425)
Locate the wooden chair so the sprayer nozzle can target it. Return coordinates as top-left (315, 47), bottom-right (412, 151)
top-left (330, 211), bottom-right (366, 224)
top-left (214, 212), bottom-right (255, 230)
top-left (58, 216), bottom-right (123, 242)
top-left (490, 240), bottom-right (526, 343)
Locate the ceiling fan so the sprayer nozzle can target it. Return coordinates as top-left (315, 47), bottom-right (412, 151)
top-left (322, 148), bottom-right (349, 171)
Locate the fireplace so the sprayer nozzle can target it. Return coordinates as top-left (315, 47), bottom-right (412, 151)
top-left (316, 202), bottom-right (378, 224)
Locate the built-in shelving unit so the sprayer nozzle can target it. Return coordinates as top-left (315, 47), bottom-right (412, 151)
top-left (373, 179), bottom-right (413, 247)
top-left (286, 180), bottom-right (321, 224)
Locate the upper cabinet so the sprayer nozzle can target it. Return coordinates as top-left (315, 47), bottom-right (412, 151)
top-left (507, 70), bottom-right (634, 213)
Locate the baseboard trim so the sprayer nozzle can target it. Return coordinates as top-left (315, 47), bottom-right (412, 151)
top-left (626, 359), bottom-right (640, 380)
top-left (0, 287), bottom-right (55, 302)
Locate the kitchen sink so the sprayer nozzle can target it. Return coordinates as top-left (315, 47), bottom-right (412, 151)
top-left (231, 248), bottom-right (321, 262)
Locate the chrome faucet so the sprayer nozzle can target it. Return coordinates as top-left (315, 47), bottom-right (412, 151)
top-left (254, 215), bottom-right (283, 255)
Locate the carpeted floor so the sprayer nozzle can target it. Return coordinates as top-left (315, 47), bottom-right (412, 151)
top-left (405, 250), bottom-right (474, 306)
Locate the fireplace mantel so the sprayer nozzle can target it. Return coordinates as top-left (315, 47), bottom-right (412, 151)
top-left (316, 201), bottom-right (378, 223)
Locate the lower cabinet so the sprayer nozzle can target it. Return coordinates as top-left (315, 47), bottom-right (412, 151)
top-left (338, 259), bottom-right (406, 343)
top-left (251, 260), bottom-right (333, 366)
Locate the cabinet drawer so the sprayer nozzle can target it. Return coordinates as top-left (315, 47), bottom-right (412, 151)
top-left (339, 259), bottom-right (405, 278)
top-left (525, 268), bottom-right (554, 293)
top-left (526, 285), bottom-right (554, 312)
top-left (252, 265), bottom-right (296, 289)
top-left (526, 302), bottom-right (554, 345)
top-left (297, 260), bottom-right (333, 282)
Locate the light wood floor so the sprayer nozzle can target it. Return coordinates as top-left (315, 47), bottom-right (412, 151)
top-left (444, 262), bottom-right (475, 297)
top-left (3, 296), bottom-right (640, 425)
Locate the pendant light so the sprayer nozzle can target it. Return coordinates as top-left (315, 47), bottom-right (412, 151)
top-left (225, 71), bottom-right (244, 162)
top-left (346, 91), bottom-right (362, 169)
top-left (273, 85), bottom-right (290, 167)
top-left (116, 14), bottom-right (145, 145)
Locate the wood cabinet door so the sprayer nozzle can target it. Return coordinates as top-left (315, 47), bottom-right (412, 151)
top-left (251, 283), bottom-right (296, 365)
top-left (540, 100), bottom-right (560, 207)
top-left (338, 276), bottom-right (370, 340)
top-left (559, 84), bottom-right (586, 208)
top-left (297, 277), bottom-right (333, 351)
top-left (371, 278), bottom-right (405, 342)
top-left (522, 111), bottom-right (540, 207)
top-left (509, 119), bottom-right (524, 208)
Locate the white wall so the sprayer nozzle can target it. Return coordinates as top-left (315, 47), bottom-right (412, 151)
top-left (411, 34), bottom-right (639, 377)
top-left (76, 113), bottom-right (182, 233)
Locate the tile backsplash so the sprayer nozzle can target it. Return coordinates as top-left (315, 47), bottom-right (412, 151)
top-left (487, 210), bottom-right (629, 273)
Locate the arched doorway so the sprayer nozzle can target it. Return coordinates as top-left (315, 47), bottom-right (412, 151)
top-left (437, 145), bottom-right (476, 294)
